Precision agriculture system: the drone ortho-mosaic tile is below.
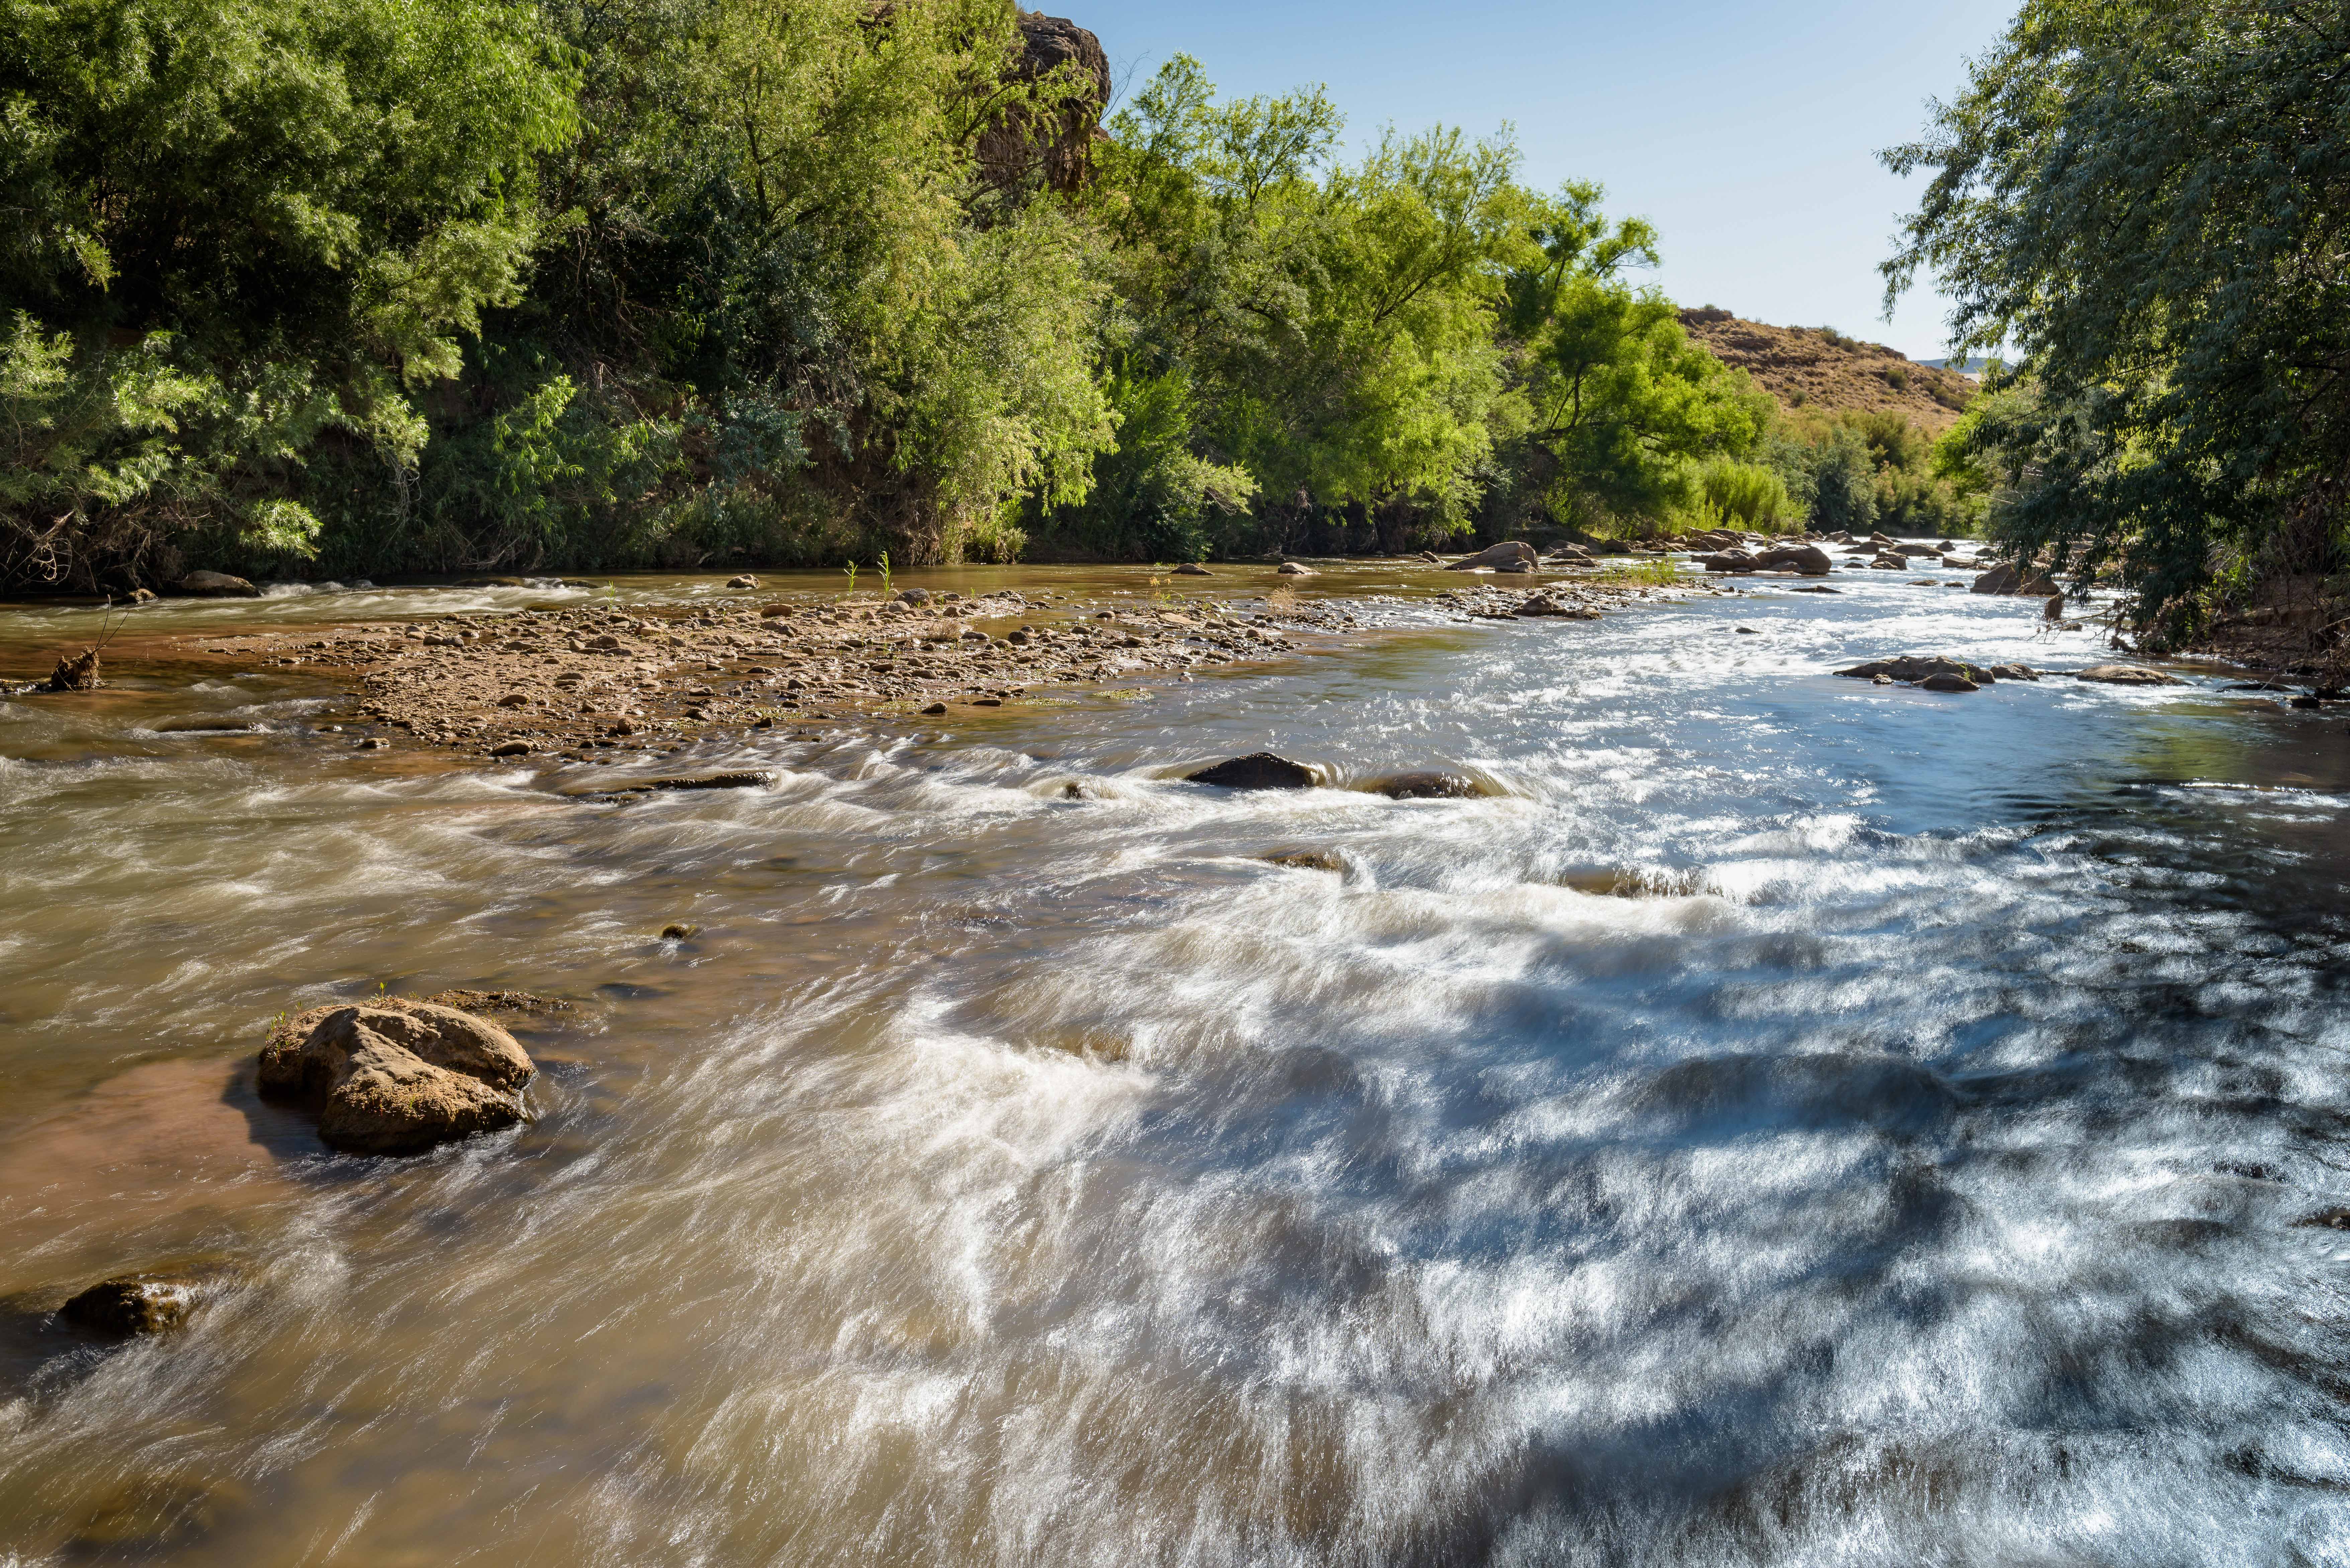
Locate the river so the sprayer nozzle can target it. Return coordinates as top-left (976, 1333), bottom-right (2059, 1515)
top-left (2, 559), bottom-right (2347, 1565)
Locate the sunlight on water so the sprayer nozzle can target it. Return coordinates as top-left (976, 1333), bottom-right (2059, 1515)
top-left (2, 566), bottom-right (2348, 1564)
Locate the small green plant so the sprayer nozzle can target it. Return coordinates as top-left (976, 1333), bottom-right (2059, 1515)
top-left (876, 550), bottom-right (892, 597)
top-left (1597, 557), bottom-right (1680, 588)
top-left (842, 561), bottom-right (858, 597)
top-left (1885, 364), bottom-right (1910, 392)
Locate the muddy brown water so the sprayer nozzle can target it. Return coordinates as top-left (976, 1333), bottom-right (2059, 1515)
top-left (2, 560), bottom-right (2348, 1565)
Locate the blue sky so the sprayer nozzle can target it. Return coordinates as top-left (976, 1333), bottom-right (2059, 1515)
top-left (1075, 0), bottom-right (2014, 361)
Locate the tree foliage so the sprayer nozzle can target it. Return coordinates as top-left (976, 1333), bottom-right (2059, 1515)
top-left (2, 4), bottom-right (1809, 586)
top-left (1884, 0), bottom-right (2350, 638)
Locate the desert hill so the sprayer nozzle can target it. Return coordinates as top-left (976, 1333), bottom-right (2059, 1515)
top-left (1678, 308), bottom-right (1977, 432)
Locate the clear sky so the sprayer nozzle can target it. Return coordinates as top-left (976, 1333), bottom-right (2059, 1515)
top-left (1073, 0), bottom-right (2014, 362)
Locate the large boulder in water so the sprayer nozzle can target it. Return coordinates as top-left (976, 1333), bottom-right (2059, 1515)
top-left (2075, 664), bottom-right (2183, 686)
top-left (258, 1000), bottom-right (534, 1155)
top-left (1834, 654), bottom-right (1996, 685)
top-left (1186, 752), bottom-right (1320, 790)
top-left (169, 570), bottom-right (259, 598)
top-left (1972, 561), bottom-right (2061, 596)
top-left (1753, 543), bottom-right (1833, 576)
top-left (1445, 541), bottom-right (1539, 572)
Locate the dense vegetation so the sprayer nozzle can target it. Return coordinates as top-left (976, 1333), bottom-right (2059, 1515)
top-left (2, 0), bottom-right (1968, 591)
top-left (1886, 0), bottom-right (2350, 654)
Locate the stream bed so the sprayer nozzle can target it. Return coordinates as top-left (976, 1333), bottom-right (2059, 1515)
top-left (2, 561), bottom-right (2347, 1565)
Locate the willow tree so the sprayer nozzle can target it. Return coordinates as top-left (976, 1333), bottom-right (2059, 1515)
top-left (1505, 183), bottom-right (1773, 530)
top-left (1883, 0), bottom-right (2350, 643)
top-left (0, 0), bottom-right (579, 588)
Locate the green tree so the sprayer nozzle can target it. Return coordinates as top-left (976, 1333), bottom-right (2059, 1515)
top-left (1883, 0), bottom-right (2350, 640)
top-left (0, 0), bottom-right (578, 587)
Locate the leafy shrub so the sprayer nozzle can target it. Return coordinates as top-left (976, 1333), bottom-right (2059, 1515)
top-left (1693, 458), bottom-right (1796, 530)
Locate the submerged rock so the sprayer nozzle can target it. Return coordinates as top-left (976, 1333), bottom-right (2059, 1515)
top-left (1174, 562), bottom-right (1213, 576)
top-left (1187, 752), bottom-right (1319, 790)
top-left (423, 988), bottom-right (574, 1017)
top-left (258, 1000), bottom-right (534, 1156)
top-left (1275, 561), bottom-right (1317, 576)
top-left (61, 1277), bottom-right (195, 1336)
top-left (1262, 849), bottom-right (1348, 872)
top-left (1363, 770), bottom-right (1489, 799)
top-left (2076, 664), bottom-right (2184, 686)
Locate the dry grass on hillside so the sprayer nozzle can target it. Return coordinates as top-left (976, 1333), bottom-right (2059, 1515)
top-left (1679, 308), bottom-right (1977, 432)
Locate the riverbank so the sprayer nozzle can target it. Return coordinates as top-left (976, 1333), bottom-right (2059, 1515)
top-left (4, 560), bottom-right (1734, 766)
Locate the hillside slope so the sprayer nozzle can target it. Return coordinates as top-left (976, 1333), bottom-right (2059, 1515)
top-left (1678, 308), bottom-right (1977, 431)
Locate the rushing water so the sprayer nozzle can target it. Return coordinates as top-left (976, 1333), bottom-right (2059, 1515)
top-left (2, 561), bottom-right (2348, 1566)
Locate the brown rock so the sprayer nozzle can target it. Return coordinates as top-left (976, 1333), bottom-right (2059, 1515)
top-left (2076, 664), bottom-right (2184, 686)
top-left (1363, 770), bottom-right (1490, 799)
top-left (61, 1277), bottom-right (195, 1336)
top-left (1973, 562), bottom-right (2062, 596)
top-left (1833, 654), bottom-right (1992, 684)
top-left (1515, 595), bottom-right (1600, 619)
top-left (1276, 561), bottom-right (1317, 576)
top-left (1262, 850), bottom-right (1347, 872)
top-left (169, 570), bottom-right (259, 598)
top-left (977, 11), bottom-right (1111, 193)
top-left (257, 1002), bottom-right (533, 1156)
top-left (1174, 562), bottom-right (1213, 575)
top-left (726, 574), bottom-right (759, 589)
top-left (1753, 543), bottom-right (1834, 576)
top-left (1919, 672), bottom-right (1980, 692)
top-left (1446, 541), bottom-right (1540, 572)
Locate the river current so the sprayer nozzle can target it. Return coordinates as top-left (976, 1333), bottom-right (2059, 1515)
top-left (2, 562), bottom-right (2348, 1565)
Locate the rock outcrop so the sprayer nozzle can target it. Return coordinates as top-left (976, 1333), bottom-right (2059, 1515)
top-left (2075, 664), bottom-right (2183, 686)
top-left (258, 999), bottom-right (535, 1155)
top-left (977, 13), bottom-right (1111, 194)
